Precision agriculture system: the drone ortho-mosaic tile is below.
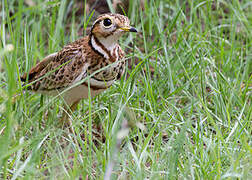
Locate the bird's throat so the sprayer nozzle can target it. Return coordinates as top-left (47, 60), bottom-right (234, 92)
top-left (90, 35), bottom-right (118, 62)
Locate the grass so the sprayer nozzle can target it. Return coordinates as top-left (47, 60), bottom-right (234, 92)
top-left (0, 0), bottom-right (251, 179)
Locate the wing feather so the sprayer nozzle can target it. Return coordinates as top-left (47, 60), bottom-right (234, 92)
top-left (21, 44), bottom-right (88, 92)
top-left (21, 52), bottom-right (57, 82)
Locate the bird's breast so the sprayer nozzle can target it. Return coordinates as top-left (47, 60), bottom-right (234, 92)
top-left (89, 59), bottom-right (124, 82)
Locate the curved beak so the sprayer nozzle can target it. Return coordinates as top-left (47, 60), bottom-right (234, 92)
top-left (120, 26), bottom-right (137, 32)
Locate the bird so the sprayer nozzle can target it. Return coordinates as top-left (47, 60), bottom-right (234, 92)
top-left (21, 13), bottom-right (137, 124)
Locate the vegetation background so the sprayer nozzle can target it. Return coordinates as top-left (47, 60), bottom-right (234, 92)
top-left (0, 0), bottom-right (251, 179)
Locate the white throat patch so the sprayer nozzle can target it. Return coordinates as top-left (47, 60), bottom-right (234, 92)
top-left (98, 35), bottom-right (119, 52)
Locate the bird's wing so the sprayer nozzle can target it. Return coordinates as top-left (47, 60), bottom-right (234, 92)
top-left (21, 42), bottom-right (89, 92)
top-left (21, 52), bottom-right (57, 82)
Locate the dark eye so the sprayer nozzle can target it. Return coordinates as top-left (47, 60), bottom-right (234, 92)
top-left (103, 18), bottom-right (112, 27)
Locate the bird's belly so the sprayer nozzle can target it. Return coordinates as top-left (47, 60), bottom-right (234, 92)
top-left (62, 84), bottom-right (105, 106)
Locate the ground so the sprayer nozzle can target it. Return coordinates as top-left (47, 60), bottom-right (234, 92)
top-left (0, 0), bottom-right (251, 179)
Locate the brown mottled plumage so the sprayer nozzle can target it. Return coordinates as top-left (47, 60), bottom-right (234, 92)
top-left (21, 13), bottom-right (137, 121)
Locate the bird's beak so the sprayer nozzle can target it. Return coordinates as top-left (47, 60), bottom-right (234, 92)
top-left (120, 26), bottom-right (137, 32)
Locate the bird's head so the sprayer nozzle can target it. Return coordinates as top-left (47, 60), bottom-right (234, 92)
top-left (91, 13), bottom-right (137, 40)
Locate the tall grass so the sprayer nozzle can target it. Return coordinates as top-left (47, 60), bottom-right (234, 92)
top-left (0, 0), bottom-right (251, 179)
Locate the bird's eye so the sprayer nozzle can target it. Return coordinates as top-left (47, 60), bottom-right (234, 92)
top-left (103, 18), bottom-right (112, 27)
